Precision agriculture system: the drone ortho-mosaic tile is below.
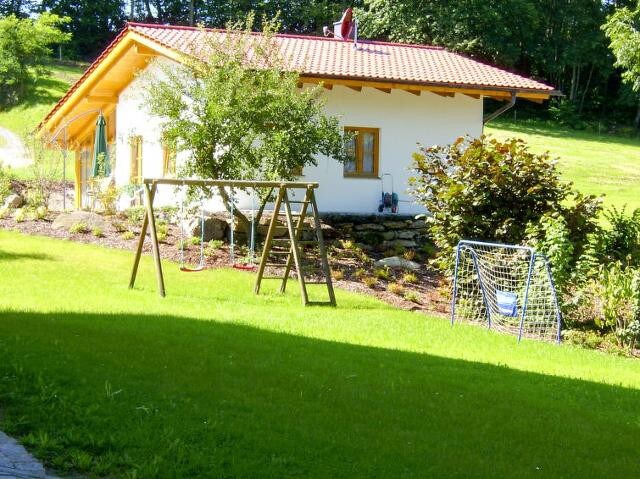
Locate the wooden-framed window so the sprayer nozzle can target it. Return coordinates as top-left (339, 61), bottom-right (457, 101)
top-left (343, 126), bottom-right (379, 178)
top-left (162, 143), bottom-right (176, 177)
top-left (129, 136), bottom-right (143, 183)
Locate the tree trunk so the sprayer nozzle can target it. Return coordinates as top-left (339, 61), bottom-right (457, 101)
top-left (578, 63), bottom-right (594, 116)
top-left (189, 0), bottom-right (195, 26)
top-left (635, 99), bottom-right (640, 130)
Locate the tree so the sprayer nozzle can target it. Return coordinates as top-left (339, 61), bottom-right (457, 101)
top-left (144, 15), bottom-right (347, 231)
top-left (41, 0), bottom-right (126, 59)
top-left (603, 3), bottom-right (640, 128)
top-left (0, 12), bottom-right (70, 107)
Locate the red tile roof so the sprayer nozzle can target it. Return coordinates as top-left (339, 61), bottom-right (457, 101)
top-left (129, 23), bottom-right (556, 94)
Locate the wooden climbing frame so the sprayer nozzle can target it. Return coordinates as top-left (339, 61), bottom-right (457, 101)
top-left (128, 178), bottom-right (336, 306)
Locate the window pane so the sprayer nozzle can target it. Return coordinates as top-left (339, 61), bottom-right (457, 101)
top-left (344, 135), bottom-right (356, 173)
top-left (362, 132), bottom-right (374, 173)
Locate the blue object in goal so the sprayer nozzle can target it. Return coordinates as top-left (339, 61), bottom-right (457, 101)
top-left (496, 290), bottom-right (518, 317)
top-left (451, 240), bottom-right (562, 343)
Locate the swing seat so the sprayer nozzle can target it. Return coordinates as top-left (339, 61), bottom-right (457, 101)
top-left (496, 289), bottom-right (518, 317)
top-left (180, 265), bottom-right (205, 273)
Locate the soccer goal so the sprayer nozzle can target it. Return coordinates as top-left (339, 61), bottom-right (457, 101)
top-left (451, 240), bottom-right (562, 342)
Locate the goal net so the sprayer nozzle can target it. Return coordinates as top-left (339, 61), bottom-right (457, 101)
top-left (451, 240), bottom-right (562, 342)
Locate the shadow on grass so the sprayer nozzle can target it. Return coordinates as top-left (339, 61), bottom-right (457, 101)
top-left (0, 310), bottom-right (638, 478)
top-left (0, 250), bottom-right (51, 261)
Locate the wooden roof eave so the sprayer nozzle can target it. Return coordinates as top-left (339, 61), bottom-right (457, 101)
top-left (298, 75), bottom-right (556, 101)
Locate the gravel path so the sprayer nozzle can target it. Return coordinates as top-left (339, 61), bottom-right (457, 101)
top-left (0, 127), bottom-right (30, 169)
top-left (0, 431), bottom-right (56, 478)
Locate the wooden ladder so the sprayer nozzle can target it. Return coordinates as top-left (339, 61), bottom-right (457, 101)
top-left (254, 185), bottom-right (336, 306)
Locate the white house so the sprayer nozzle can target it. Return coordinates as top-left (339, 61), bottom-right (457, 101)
top-left (39, 23), bottom-right (557, 215)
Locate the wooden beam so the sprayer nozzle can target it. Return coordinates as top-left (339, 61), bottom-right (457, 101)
top-left (299, 76), bottom-right (551, 101)
top-left (463, 93), bottom-right (481, 99)
top-left (347, 85), bottom-right (362, 92)
top-left (85, 95), bottom-right (118, 104)
top-left (135, 43), bottom-right (157, 56)
top-left (406, 90), bottom-right (421, 96)
top-left (322, 83), bottom-right (333, 90)
top-left (375, 87), bottom-right (391, 94)
top-left (432, 91), bottom-right (454, 98)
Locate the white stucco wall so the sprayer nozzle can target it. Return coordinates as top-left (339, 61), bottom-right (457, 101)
top-left (112, 57), bottom-right (483, 214)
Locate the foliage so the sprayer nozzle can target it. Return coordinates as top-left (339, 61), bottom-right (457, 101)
top-left (0, 12), bottom-right (70, 107)
top-left (387, 282), bottom-right (404, 295)
top-left (144, 14), bottom-right (347, 230)
top-left (404, 291), bottom-right (420, 303)
top-left (92, 227), bottom-right (103, 238)
top-left (332, 269), bottom-right (344, 281)
top-left (603, 5), bottom-right (640, 94)
top-left (189, 235), bottom-right (201, 246)
top-left (374, 266), bottom-right (391, 280)
top-left (69, 221), bottom-right (88, 234)
top-left (0, 161), bottom-right (12, 201)
top-left (402, 272), bottom-right (418, 284)
top-left (120, 230), bottom-right (135, 240)
top-left (12, 207), bottom-right (25, 222)
top-left (363, 276), bottom-right (377, 288)
top-left (409, 135), bottom-right (598, 272)
top-left (24, 134), bottom-right (62, 209)
top-left (95, 183), bottom-right (118, 216)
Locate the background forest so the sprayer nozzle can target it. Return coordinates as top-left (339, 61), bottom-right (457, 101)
top-left (1, 0), bottom-right (639, 129)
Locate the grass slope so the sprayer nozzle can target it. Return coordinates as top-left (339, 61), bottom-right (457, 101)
top-left (1, 231), bottom-right (639, 477)
top-left (486, 119), bottom-right (640, 212)
top-left (0, 63), bottom-right (84, 136)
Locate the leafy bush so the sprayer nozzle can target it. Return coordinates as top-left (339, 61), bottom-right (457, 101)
top-left (69, 222), bottom-right (89, 234)
top-left (404, 291), bottom-right (420, 303)
top-left (387, 282), bottom-right (404, 295)
top-left (353, 268), bottom-right (367, 280)
top-left (124, 207), bottom-right (146, 226)
top-left (374, 266), bottom-right (391, 281)
top-left (13, 208), bottom-right (26, 223)
top-left (0, 163), bottom-right (12, 201)
top-left (32, 206), bottom-right (47, 221)
top-left (332, 270), bottom-right (344, 281)
top-left (566, 263), bottom-right (640, 348)
top-left (121, 231), bottom-right (135, 241)
top-left (96, 184), bottom-right (119, 216)
top-left (92, 227), bottom-right (104, 238)
top-left (403, 249), bottom-right (416, 261)
top-left (204, 240), bottom-right (224, 257)
top-left (410, 135), bottom-right (600, 272)
top-left (363, 276), bottom-right (377, 288)
top-left (189, 236), bottom-right (201, 246)
top-left (402, 273), bottom-right (418, 284)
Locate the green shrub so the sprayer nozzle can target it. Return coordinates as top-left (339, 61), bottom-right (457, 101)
top-left (189, 236), bottom-right (201, 246)
top-left (32, 206), bottom-right (47, 221)
top-left (110, 220), bottom-right (127, 233)
top-left (0, 163), bottom-right (12, 201)
top-left (363, 276), bottom-right (377, 288)
top-left (404, 291), bottom-right (420, 303)
top-left (374, 266), bottom-right (391, 281)
top-left (204, 239), bottom-right (224, 257)
top-left (69, 222), bottom-right (89, 234)
top-left (387, 282), bottom-right (404, 295)
top-left (409, 135), bottom-right (600, 272)
top-left (97, 184), bottom-right (119, 216)
top-left (124, 207), bottom-right (146, 226)
top-left (121, 231), bottom-right (135, 241)
top-left (567, 263), bottom-right (640, 348)
top-left (92, 227), bottom-right (104, 238)
top-left (353, 268), bottom-right (367, 280)
top-left (403, 249), bottom-right (416, 261)
top-left (0, 207), bottom-right (9, 219)
top-left (332, 269), bottom-right (344, 281)
top-left (402, 272), bottom-right (418, 284)
top-left (13, 208), bottom-right (26, 223)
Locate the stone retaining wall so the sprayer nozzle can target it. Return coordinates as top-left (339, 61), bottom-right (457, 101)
top-left (319, 213), bottom-right (428, 250)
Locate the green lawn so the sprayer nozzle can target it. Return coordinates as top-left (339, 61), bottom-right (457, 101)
top-left (0, 63), bottom-right (84, 180)
top-left (486, 119), bottom-right (640, 212)
top-left (0, 63), bottom-right (85, 136)
top-left (1, 230), bottom-right (640, 477)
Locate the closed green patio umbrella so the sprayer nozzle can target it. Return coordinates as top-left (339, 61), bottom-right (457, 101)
top-left (92, 113), bottom-right (110, 177)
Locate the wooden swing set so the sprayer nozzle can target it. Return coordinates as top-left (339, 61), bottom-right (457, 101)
top-left (128, 178), bottom-right (336, 306)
